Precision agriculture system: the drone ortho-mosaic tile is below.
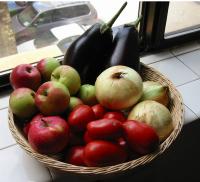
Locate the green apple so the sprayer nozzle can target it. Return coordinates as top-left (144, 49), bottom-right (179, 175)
top-left (51, 65), bottom-right (81, 95)
top-left (9, 88), bottom-right (37, 118)
top-left (68, 97), bottom-right (83, 111)
top-left (36, 57), bottom-right (60, 81)
top-left (78, 84), bottom-right (98, 106)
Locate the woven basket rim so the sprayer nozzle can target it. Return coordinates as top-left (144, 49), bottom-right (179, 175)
top-left (8, 63), bottom-right (184, 176)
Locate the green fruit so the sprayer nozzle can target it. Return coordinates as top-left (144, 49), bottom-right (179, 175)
top-left (9, 88), bottom-right (37, 118)
top-left (37, 57), bottom-right (60, 81)
top-left (51, 65), bottom-right (81, 95)
top-left (68, 97), bottom-right (83, 111)
top-left (78, 84), bottom-right (98, 106)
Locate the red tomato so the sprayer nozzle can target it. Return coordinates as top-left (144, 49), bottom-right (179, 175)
top-left (68, 105), bottom-right (95, 132)
top-left (123, 120), bottom-right (159, 155)
top-left (84, 131), bottom-right (94, 144)
top-left (92, 104), bottom-right (106, 119)
top-left (87, 118), bottom-right (123, 140)
top-left (65, 146), bottom-right (85, 166)
top-left (103, 111), bottom-right (126, 122)
top-left (68, 131), bottom-right (84, 146)
top-left (115, 137), bottom-right (129, 151)
top-left (84, 140), bottom-right (127, 167)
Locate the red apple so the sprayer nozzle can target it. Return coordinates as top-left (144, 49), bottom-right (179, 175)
top-left (28, 116), bottom-right (70, 154)
top-left (36, 57), bottom-right (60, 81)
top-left (23, 114), bottom-right (43, 136)
top-left (10, 64), bottom-right (41, 90)
top-left (123, 120), bottom-right (159, 155)
top-left (35, 81), bottom-right (70, 115)
top-left (9, 88), bottom-right (37, 118)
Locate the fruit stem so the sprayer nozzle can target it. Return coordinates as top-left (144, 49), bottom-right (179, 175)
top-left (100, 2), bottom-right (127, 33)
top-left (41, 118), bottom-right (49, 127)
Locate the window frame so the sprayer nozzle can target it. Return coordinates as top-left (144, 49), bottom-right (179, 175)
top-left (140, 2), bottom-right (200, 51)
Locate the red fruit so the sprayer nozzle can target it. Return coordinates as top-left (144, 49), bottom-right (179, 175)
top-left (87, 118), bottom-right (123, 140)
top-left (84, 140), bottom-right (127, 167)
top-left (28, 116), bottom-right (69, 154)
top-left (23, 114), bottom-right (43, 136)
top-left (92, 104), bottom-right (106, 119)
top-left (68, 105), bottom-right (95, 132)
top-left (65, 146), bottom-right (85, 166)
top-left (68, 131), bottom-right (84, 146)
top-left (36, 58), bottom-right (60, 81)
top-left (115, 137), bottom-right (129, 151)
top-left (123, 120), bottom-right (159, 155)
top-left (83, 131), bottom-right (94, 144)
top-left (10, 64), bottom-right (41, 90)
top-left (23, 122), bottom-right (31, 137)
top-left (35, 81), bottom-right (70, 115)
top-left (104, 111), bottom-right (126, 122)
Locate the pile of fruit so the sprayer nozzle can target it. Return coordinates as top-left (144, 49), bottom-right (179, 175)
top-left (9, 57), bottom-right (173, 167)
top-left (9, 2), bottom-right (174, 167)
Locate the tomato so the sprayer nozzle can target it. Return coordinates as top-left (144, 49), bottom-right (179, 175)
top-left (84, 140), bottom-right (127, 167)
top-left (65, 146), bottom-right (85, 166)
top-left (68, 105), bottom-right (95, 132)
top-left (123, 120), bottom-right (159, 155)
top-left (84, 131), bottom-right (94, 144)
top-left (103, 111), bottom-right (126, 122)
top-left (87, 118), bottom-right (123, 140)
top-left (92, 104), bottom-right (106, 119)
top-left (115, 137), bottom-right (129, 151)
top-left (68, 131), bottom-right (84, 146)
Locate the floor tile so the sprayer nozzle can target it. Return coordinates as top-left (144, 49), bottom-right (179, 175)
top-left (184, 105), bottom-right (198, 125)
top-left (0, 89), bottom-right (11, 110)
top-left (149, 57), bottom-right (198, 86)
top-left (140, 49), bottom-right (174, 65)
top-left (170, 41), bottom-right (200, 56)
top-left (177, 49), bottom-right (200, 76)
top-left (0, 108), bottom-right (16, 149)
top-left (0, 145), bottom-right (52, 182)
top-left (177, 79), bottom-right (200, 117)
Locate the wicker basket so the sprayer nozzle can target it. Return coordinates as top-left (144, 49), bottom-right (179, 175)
top-left (8, 63), bottom-right (184, 179)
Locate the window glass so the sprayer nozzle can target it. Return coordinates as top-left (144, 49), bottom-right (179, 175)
top-left (0, 1), bottom-right (139, 72)
top-left (53, 5), bottom-right (90, 21)
top-left (18, 6), bottom-right (37, 26)
top-left (165, 2), bottom-right (200, 37)
top-left (35, 11), bottom-right (52, 25)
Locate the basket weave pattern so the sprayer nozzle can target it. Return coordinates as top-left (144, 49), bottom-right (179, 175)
top-left (8, 63), bottom-right (184, 176)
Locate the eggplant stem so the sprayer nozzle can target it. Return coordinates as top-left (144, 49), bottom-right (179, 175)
top-left (100, 2), bottom-right (127, 33)
top-left (124, 15), bottom-right (143, 28)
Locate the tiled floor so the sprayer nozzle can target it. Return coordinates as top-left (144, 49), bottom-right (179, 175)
top-left (1, 41), bottom-right (200, 181)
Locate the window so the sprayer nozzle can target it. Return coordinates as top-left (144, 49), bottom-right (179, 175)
top-left (140, 2), bottom-right (200, 50)
top-left (18, 6), bottom-right (37, 26)
top-left (165, 2), bottom-right (200, 37)
top-left (0, 0), bottom-right (139, 88)
top-left (34, 11), bottom-right (52, 25)
top-left (53, 5), bottom-right (90, 21)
